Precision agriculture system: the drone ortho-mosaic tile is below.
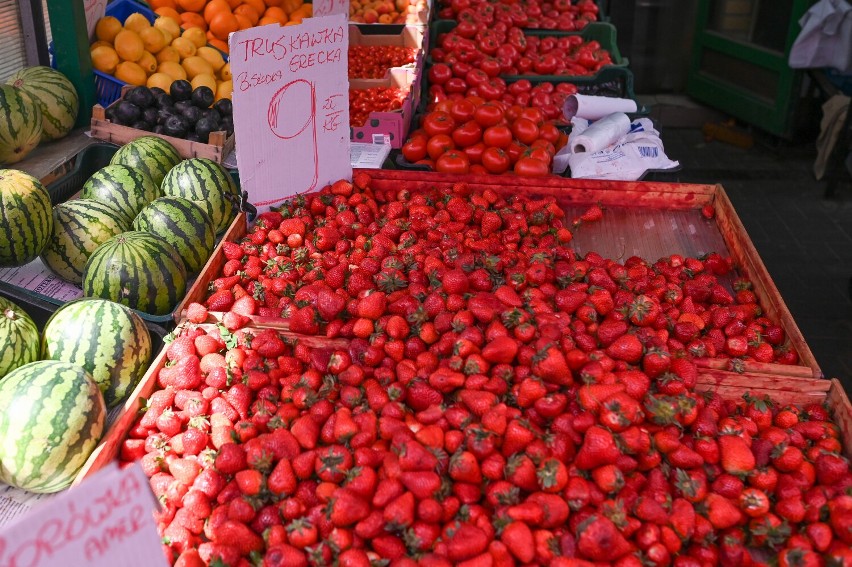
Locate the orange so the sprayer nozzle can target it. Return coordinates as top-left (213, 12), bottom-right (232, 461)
top-left (233, 14), bottom-right (252, 29)
top-left (291, 3), bottom-right (311, 17)
top-left (263, 6), bottom-right (287, 23)
top-left (264, 0), bottom-right (284, 6)
top-left (224, 0), bottom-right (241, 8)
top-left (177, 0), bottom-right (205, 11)
top-left (242, 0), bottom-right (267, 15)
top-left (154, 7), bottom-right (181, 22)
top-left (258, 16), bottom-right (283, 25)
top-left (209, 11), bottom-right (239, 41)
top-left (204, 0), bottom-right (232, 23)
top-left (282, 0), bottom-right (303, 15)
top-left (233, 4), bottom-right (260, 25)
top-left (284, 20), bottom-right (301, 26)
top-left (148, 0), bottom-right (177, 8)
top-left (207, 37), bottom-right (230, 54)
top-left (180, 12), bottom-right (208, 31)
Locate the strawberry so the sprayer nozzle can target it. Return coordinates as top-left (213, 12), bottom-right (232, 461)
top-left (210, 520), bottom-right (264, 555)
top-left (206, 289), bottom-right (235, 311)
top-left (574, 426), bottom-right (620, 470)
top-left (531, 343), bottom-right (572, 386)
top-left (222, 241), bottom-right (244, 260)
top-left (605, 333), bottom-right (643, 364)
top-left (288, 305), bottom-right (320, 335)
top-left (575, 515), bottom-right (631, 561)
top-left (446, 523), bottom-right (490, 562)
top-left (399, 471), bottom-right (441, 500)
top-left (704, 493), bottom-right (743, 529)
top-left (500, 521), bottom-right (535, 563)
top-left (327, 488), bottom-right (371, 527)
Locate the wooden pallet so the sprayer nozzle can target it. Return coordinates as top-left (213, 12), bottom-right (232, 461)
top-left (73, 322), bottom-right (348, 484)
top-left (90, 86), bottom-right (235, 163)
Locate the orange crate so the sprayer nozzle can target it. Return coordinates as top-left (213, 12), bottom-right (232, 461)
top-left (179, 170), bottom-right (821, 380)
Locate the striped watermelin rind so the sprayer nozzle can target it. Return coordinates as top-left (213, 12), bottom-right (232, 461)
top-left (0, 296), bottom-right (39, 379)
top-left (0, 360), bottom-right (105, 493)
top-left (109, 135), bottom-right (181, 187)
top-left (82, 231), bottom-right (187, 316)
top-left (132, 195), bottom-right (215, 275)
top-left (40, 199), bottom-right (129, 284)
top-left (160, 157), bottom-right (239, 234)
top-left (41, 298), bottom-right (152, 408)
top-left (6, 66), bottom-right (78, 142)
top-left (0, 85), bottom-right (42, 165)
top-left (81, 164), bottom-right (160, 226)
top-left (0, 168), bottom-right (53, 266)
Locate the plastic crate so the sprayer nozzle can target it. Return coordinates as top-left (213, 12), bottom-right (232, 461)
top-left (105, 0), bottom-right (156, 23)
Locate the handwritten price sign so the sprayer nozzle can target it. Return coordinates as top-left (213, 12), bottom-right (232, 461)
top-left (0, 463), bottom-right (166, 567)
top-left (311, 0), bottom-right (349, 18)
top-left (229, 16), bottom-right (352, 211)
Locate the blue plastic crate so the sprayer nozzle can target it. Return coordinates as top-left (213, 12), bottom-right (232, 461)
top-left (105, 0), bottom-right (156, 24)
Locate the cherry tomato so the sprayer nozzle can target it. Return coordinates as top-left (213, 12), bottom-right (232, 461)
top-left (481, 146), bottom-right (511, 174)
top-left (514, 156), bottom-right (550, 176)
top-left (426, 134), bottom-right (455, 160)
top-left (435, 150), bottom-right (471, 174)
top-left (483, 124), bottom-right (513, 149)
top-left (422, 111), bottom-right (456, 137)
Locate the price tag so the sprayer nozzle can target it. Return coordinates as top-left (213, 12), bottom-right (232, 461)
top-left (0, 463), bottom-right (167, 567)
top-left (228, 16), bottom-right (351, 212)
top-left (350, 141), bottom-right (391, 168)
top-left (311, 0), bottom-right (349, 18)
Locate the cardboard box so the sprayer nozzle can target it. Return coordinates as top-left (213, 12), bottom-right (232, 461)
top-left (350, 67), bottom-right (420, 148)
top-left (349, 23), bottom-right (426, 83)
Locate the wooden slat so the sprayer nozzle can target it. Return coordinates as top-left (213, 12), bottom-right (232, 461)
top-left (694, 358), bottom-right (816, 379)
top-left (827, 379), bottom-right (852, 460)
top-left (696, 371), bottom-right (831, 394)
top-left (90, 86), bottom-right (235, 163)
top-left (176, 213), bottom-right (249, 321)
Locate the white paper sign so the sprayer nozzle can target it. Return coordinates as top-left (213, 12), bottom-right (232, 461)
top-left (312, 0), bottom-right (350, 18)
top-left (0, 463), bottom-right (167, 567)
top-left (229, 16), bottom-right (352, 212)
top-left (0, 259), bottom-right (84, 303)
top-left (350, 142), bottom-right (390, 168)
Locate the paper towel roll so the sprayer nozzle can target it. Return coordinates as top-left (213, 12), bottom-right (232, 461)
top-left (570, 112), bottom-right (631, 154)
top-left (563, 94), bottom-right (638, 121)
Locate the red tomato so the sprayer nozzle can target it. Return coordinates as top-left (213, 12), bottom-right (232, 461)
top-left (451, 120), bottom-right (484, 147)
top-left (531, 139), bottom-right (556, 155)
top-left (481, 146), bottom-right (511, 174)
top-left (470, 163), bottom-right (489, 175)
top-left (508, 80), bottom-right (532, 95)
top-left (445, 77), bottom-right (469, 94)
top-left (483, 125), bottom-right (512, 149)
top-left (428, 63), bottom-right (453, 86)
top-left (433, 100), bottom-right (454, 114)
top-left (528, 147), bottom-right (553, 165)
top-left (462, 141), bottom-right (487, 164)
top-left (401, 137), bottom-right (427, 163)
top-left (506, 141), bottom-right (527, 163)
top-left (426, 134), bottom-right (455, 160)
top-left (450, 99), bottom-right (476, 123)
top-left (511, 118), bottom-right (540, 145)
top-left (538, 123), bottom-right (561, 144)
top-left (473, 103), bottom-right (504, 128)
top-left (435, 150), bottom-right (471, 174)
top-left (422, 111), bottom-right (456, 137)
top-left (519, 107), bottom-right (545, 125)
top-left (514, 156), bottom-right (550, 176)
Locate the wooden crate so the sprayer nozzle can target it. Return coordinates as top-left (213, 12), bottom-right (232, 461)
top-left (178, 170), bottom-right (821, 380)
top-left (90, 86), bottom-right (235, 163)
top-left (73, 322), bottom-right (349, 484)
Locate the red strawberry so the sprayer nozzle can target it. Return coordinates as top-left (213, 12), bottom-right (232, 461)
top-left (206, 289), bottom-right (235, 311)
top-left (719, 435), bottom-right (755, 475)
top-left (605, 333), bottom-right (643, 364)
top-left (222, 241), bottom-right (244, 260)
top-left (575, 426), bottom-right (621, 470)
top-left (531, 343), bottom-right (572, 386)
top-left (446, 523), bottom-right (490, 562)
top-left (288, 305), bottom-right (320, 335)
top-left (328, 488), bottom-right (371, 527)
top-left (210, 520), bottom-right (264, 555)
top-left (576, 515), bottom-right (631, 561)
top-left (704, 493), bottom-right (743, 529)
top-left (501, 521), bottom-right (535, 563)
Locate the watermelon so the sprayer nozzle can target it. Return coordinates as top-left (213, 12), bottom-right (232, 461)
top-left (109, 135), bottom-right (181, 187)
top-left (0, 169), bottom-right (53, 266)
top-left (0, 360), bottom-right (105, 493)
top-left (133, 196), bottom-right (215, 275)
top-left (6, 66), bottom-right (79, 142)
top-left (161, 157), bottom-right (239, 234)
top-left (81, 164), bottom-right (160, 226)
top-left (42, 298), bottom-right (152, 408)
top-left (83, 231), bottom-right (187, 316)
top-left (40, 199), bottom-right (129, 284)
top-left (0, 296), bottom-right (40, 380)
top-left (0, 85), bottom-right (42, 165)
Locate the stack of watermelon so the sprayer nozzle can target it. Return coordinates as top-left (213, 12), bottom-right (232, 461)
top-left (0, 295), bottom-right (153, 493)
top-left (0, 66), bottom-right (79, 165)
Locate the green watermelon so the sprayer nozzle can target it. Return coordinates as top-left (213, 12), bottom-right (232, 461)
top-left (81, 164), bottom-right (160, 226)
top-left (0, 296), bottom-right (40, 380)
top-left (40, 199), bottom-right (129, 284)
top-left (161, 157), bottom-right (239, 234)
top-left (42, 298), bottom-right (152, 408)
top-left (0, 85), bottom-right (42, 165)
top-left (110, 135), bottom-right (181, 187)
top-left (133, 196), bottom-right (215, 275)
top-left (83, 231), bottom-right (187, 316)
top-left (0, 360), bottom-right (105, 493)
top-left (0, 169), bottom-right (53, 266)
top-left (6, 66), bottom-right (79, 142)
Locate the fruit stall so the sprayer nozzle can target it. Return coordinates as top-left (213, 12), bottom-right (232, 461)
top-left (1, 0), bottom-right (852, 566)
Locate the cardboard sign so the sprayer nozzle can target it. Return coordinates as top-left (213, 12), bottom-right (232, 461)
top-left (0, 463), bottom-right (167, 567)
top-left (311, 0), bottom-right (349, 18)
top-left (229, 16), bottom-right (352, 212)
top-left (84, 0), bottom-right (108, 41)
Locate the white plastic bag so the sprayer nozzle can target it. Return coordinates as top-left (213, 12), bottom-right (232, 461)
top-left (789, 0), bottom-right (852, 73)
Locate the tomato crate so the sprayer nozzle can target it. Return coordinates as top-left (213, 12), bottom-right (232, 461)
top-left (90, 86), bottom-right (235, 164)
top-left (349, 24), bottom-right (426, 83)
top-left (73, 322), bottom-right (349, 484)
top-left (350, 67), bottom-right (421, 148)
top-left (179, 170), bottom-right (819, 381)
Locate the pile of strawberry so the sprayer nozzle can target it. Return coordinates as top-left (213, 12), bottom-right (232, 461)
top-left (123, 174), bottom-right (852, 566)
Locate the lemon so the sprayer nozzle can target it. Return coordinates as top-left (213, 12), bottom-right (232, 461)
top-left (137, 50), bottom-right (158, 75)
top-left (191, 73), bottom-right (217, 94)
top-left (139, 27), bottom-right (167, 54)
top-left (182, 56), bottom-right (214, 80)
top-left (123, 12), bottom-right (151, 33)
top-left (90, 45), bottom-right (120, 75)
top-left (157, 60), bottom-right (188, 81)
top-left (182, 27), bottom-right (208, 49)
top-left (95, 16), bottom-right (122, 43)
top-left (156, 46), bottom-right (180, 64)
top-left (171, 37), bottom-right (197, 60)
top-left (114, 61), bottom-right (147, 86)
top-left (114, 29), bottom-right (144, 62)
top-left (197, 46), bottom-right (226, 72)
top-left (147, 72), bottom-right (174, 92)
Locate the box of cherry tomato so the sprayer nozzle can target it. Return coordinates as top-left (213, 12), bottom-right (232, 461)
top-left (348, 24), bottom-right (426, 83)
top-left (349, 67), bottom-right (420, 148)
